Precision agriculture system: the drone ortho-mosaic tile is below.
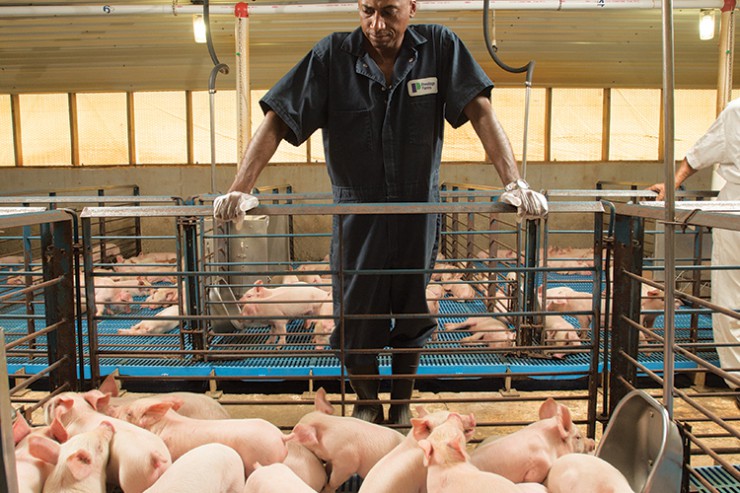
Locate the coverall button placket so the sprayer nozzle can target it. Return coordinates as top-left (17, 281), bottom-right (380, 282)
top-left (382, 84), bottom-right (397, 197)
top-left (382, 51), bottom-right (414, 200)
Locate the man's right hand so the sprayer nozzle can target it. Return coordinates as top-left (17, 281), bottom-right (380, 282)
top-left (213, 191), bottom-right (259, 222)
top-left (646, 183), bottom-right (666, 201)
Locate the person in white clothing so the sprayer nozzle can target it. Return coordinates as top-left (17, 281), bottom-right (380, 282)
top-left (649, 97), bottom-right (740, 407)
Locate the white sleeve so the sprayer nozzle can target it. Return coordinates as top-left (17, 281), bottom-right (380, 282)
top-left (685, 107), bottom-right (729, 171)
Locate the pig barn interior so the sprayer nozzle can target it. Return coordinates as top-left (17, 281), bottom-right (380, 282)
top-left (1, 1), bottom-right (739, 492)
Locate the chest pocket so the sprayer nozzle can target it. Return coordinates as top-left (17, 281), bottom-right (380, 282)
top-left (328, 108), bottom-right (374, 157)
top-left (408, 96), bottom-right (437, 146)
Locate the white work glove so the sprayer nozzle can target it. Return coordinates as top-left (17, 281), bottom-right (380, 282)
top-left (500, 179), bottom-right (549, 222)
top-left (213, 191), bottom-right (259, 222)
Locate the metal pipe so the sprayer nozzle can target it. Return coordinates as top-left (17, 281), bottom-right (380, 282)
top-left (235, 3), bottom-right (251, 169)
top-left (0, 330), bottom-right (19, 493)
top-left (0, 0), bottom-right (724, 17)
top-left (661, 0), bottom-right (677, 418)
top-left (716, 0), bottom-right (736, 113)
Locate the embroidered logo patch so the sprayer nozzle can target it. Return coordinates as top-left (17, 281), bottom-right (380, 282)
top-left (407, 77), bottom-right (438, 97)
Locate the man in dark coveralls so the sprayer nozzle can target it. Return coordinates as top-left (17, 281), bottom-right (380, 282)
top-left (214, 0), bottom-right (548, 425)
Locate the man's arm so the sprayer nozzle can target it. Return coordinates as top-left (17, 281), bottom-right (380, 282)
top-left (647, 158), bottom-right (698, 200)
top-left (463, 93), bottom-right (547, 220)
top-left (463, 93), bottom-right (520, 185)
top-left (214, 110), bottom-right (290, 221)
top-left (228, 110), bottom-right (290, 193)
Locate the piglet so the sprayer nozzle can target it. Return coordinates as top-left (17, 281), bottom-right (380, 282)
top-left (311, 292), bottom-right (334, 349)
top-left (540, 286), bottom-right (595, 332)
top-left (640, 285), bottom-right (681, 330)
top-left (243, 462), bottom-right (316, 493)
top-left (443, 281), bottom-right (477, 302)
top-left (118, 305), bottom-right (180, 335)
top-left (470, 398), bottom-right (594, 484)
top-left (13, 415), bottom-right (68, 493)
top-left (545, 453), bottom-right (634, 493)
top-left (283, 441), bottom-right (327, 492)
top-left (97, 373), bottom-right (230, 420)
top-left (28, 421), bottom-right (114, 493)
top-left (143, 443), bottom-right (246, 493)
top-left (445, 316), bottom-right (515, 350)
top-left (105, 395), bottom-right (288, 477)
top-left (542, 314), bottom-right (582, 358)
top-left (290, 387), bottom-right (405, 493)
top-left (359, 407), bottom-right (476, 493)
top-left (93, 277), bottom-right (134, 316)
top-left (239, 280), bottom-right (330, 345)
top-left (44, 391), bottom-right (172, 493)
top-left (141, 286), bottom-right (180, 310)
top-left (419, 414), bottom-right (521, 493)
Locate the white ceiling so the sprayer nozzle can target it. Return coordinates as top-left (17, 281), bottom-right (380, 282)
top-left (0, 1), bottom-right (737, 94)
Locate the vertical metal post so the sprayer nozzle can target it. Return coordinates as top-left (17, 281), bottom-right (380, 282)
top-left (609, 213), bottom-right (644, 413)
top-left (183, 217), bottom-right (204, 352)
top-left (520, 219), bottom-right (539, 348)
top-left (133, 185), bottom-right (143, 255)
top-left (587, 210), bottom-right (604, 438)
top-left (689, 227), bottom-right (704, 346)
top-left (21, 203), bottom-right (35, 347)
top-left (661, 0), bottom-right (677, 416)
top-left (0, 330), bottom-right (20, 493)
top-left (42, 218), bottom-right (77, 391)
top-left (82, 216), bottom-right (101, 386)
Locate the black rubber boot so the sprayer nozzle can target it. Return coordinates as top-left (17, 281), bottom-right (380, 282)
top-left (348, 364), bottom-right (383, 424)
top-left (388, 352), bottom-right (421, 426)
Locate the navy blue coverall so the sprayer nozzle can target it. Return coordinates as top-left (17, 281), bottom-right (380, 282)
top-left (260, 24), bottom-right (494, 368)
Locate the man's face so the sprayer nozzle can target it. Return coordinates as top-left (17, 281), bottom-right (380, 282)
top-left (359, 0), bottom-right (416, 53)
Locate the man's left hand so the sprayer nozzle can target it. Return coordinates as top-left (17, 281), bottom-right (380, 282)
top-left (500, 179), bottom-right (549, 221)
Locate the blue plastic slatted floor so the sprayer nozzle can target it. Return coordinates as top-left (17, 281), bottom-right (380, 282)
top-left (1, 281), bottom-right (718, 380)
top-left (690, 466), bottom-right (740, 492)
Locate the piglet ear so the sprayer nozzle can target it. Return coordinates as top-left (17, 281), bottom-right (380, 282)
top-left (292, 424), bottom-right (319, 447)
top-left (314, 388), bottom-right (334, 415)
top-left (418, 439), bottom-right (433, 467)
top-left (447, 436), bottom-right (467, 462)
top-left (83, 390), bottom-right (111, 411)
top-left (67, 450), bottom-right (95, 481)
top-left (555, 406), bottom-right (574, 440)
top-left (415, 406), bottom-right (428, 418)
top-left (538, 398), bottom-right (559, 420)
top-left (99, 374), bottom-right (120, 397)
top-left (12, 414), bottom-right (32, 445)
top-left (53, 396), bottom-right (76, 422)
top-left (411, 418), bottom-right (432, 441)
top-left (28, 435), bottom-right (61, 466)
top-left (463, 413), bottom-right (477, 442)
top-left (140, 401), bottom-right (175, 428)
top-left (49, 417), bottom-right (70, 443)
top-left (157, 396), bottom-right (185, 412)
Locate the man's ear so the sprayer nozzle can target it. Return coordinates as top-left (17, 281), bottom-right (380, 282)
top-left (409, 0), bottom-right (417, 17)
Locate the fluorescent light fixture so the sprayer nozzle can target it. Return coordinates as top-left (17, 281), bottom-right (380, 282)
top-left (699, 10), bottom-right (715, 41)
top-left (193, 14), bottom-right (207, 44)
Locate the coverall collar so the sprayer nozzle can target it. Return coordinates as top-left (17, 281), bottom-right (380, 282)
top-left (342, 26), bottom-right (428, 87)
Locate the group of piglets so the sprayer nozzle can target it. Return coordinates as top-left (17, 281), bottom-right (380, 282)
top-left (432, 277), bottom-right (677, 357)
top-left (75, 250), bottom-right (187, 336)
top-left (13, 373), bottom-right (633, 493)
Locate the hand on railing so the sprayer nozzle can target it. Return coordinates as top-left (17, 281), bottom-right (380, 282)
top-left (500, 179), bottom-right (548, 222)
top-left (213, 191), bottom-right (259, 222)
